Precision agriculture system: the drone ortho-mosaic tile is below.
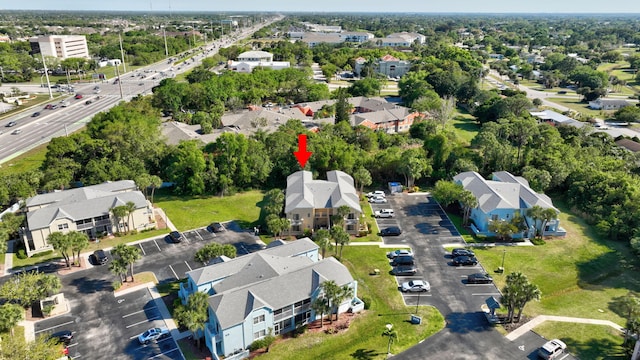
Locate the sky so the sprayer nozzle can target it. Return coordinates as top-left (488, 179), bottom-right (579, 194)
top-left (3, 0), bottom-right (640, 13)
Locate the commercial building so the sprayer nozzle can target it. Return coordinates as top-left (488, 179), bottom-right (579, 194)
top-left (29, 35), bottom-right (90, 59)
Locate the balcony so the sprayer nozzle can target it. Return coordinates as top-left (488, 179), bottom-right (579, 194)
top-left (273, 308), bottom-right (293, 322)
top-left (75, 222), bottom-right (93, 230)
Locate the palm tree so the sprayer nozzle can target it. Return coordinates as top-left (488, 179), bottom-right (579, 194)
top-left (459, 190), bottom-right (477, 226)
top-left (113, 244), bottom-right (142, 282)
top-left (149, 175), bottom-right (163, 204)
top-left (109, 258), bottom-right (128, 283)
top-left (313, 229), bottom-right (332, 259)
top-left (334, 284), bottom-right (354, 322)
top-left (319, 280), bottom-right (340, 324)
top-left (539, 208), bottom-right (558, 238)
top-left (515, 282), bottom-right (541, 322)
top-left (111, 206), bottom-right (129, 234)
top-left (68, 231), bottom-right (89, 266)
top-left (311, 297), bottom-right (330, 328)
top-left (47, 232), bottom-right (72, 268)
top-left (36, 274), bottom-right (62, 299)
top-left (125, 201), bottom-right (137, 232)
top-left (382, 326), bottom-right (398, 355)
top-left (526, 205), bottom-right (544, 238)
top-left (501, 272), bottom-right (541, 323)
top-left (330, 226), bottom-right (349, 258)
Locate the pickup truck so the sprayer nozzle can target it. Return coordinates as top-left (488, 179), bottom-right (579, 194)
top-left (374, 209), bottom-right (395, 218)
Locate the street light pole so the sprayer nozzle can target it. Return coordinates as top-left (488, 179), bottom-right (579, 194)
top-left (40, 52), bottom-right (53, 99)
top-left (501, 249), bottom-right (506, 274)
top-left (163, 26), bottom-right (168, 57)
top-left (119, 32), bottom-right (127, 74)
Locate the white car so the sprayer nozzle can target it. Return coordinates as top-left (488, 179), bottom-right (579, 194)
top-left (401, 280), bottom-right (430, 292)
top-left (366, 190), bottom-right (386, 198)
top-left (138, 327), bottom-right (170, 344)
top-left (369, 196), bottom-right (387, 204)
top-left (538, 339), bottom-right (566, 359)
top-left (374, 209), bottom-right (395, 218)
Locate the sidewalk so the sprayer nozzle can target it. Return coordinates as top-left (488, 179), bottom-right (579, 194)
top-left (505, 315), bottom-right (624, 341)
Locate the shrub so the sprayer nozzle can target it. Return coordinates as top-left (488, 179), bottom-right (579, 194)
top-left (16, 249), bottom-right (27, 259)
top-left (531, 237), bottom-right (546, 246)
top-left (32, 250), bottom-right (54, 258)
top-left (361, 296), bottom-right (371, 310)
top-left (112, 281), bottom-right (122, 290)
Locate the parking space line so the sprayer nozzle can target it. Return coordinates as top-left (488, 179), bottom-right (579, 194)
top-left (168, 265), bottom-right (179, 280)
top-left (185, 261), bottom-right (192, 271)
top-left (139, 243), bottom-right (146, 255)
top-left (195, 230), bottom-right (204, 241)
top-left (466, 284), bottom-right (495, 287)
top-left (123, 308), bottom-right (157, 318)
top-left (126, 317), bottom-right (160, 328)
top-left (34, 320), bottom-right (75, 334)
top-left (472, 293), bottom-right (501, 296)
top-left (402, 293), bottom-right (433, 297)
top-left (153, 239), bottom-right (162, 252)
top-left (66, 343), bottom-right (78, 348)
top-left (148, 348), bottom-right (181, 359)
top-left (132, 336), bottom-right (174, 349)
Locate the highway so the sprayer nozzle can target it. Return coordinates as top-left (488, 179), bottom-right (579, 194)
top-left (0, 16), bottom-right (282, 165)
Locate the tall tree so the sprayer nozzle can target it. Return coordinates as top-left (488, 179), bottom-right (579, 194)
top-left (311, 296), bottom-right (331, 328)
top-left (459, 190), bottom-right (478, 226)
top-left (400, 148), bottom-right (431, 188)
top-left (352, 167), bottom-right (372, 194)
top-left (109, 258), bottom-right (128, 283)
top-left (313, 229), bottom-right (332, 259)
top-left (382, 326), bottom-right (398, 355)
top-left (125, 201), bottom-right (137, 231)
top-left (0, 303), bottom-right (24, 336)
top-left (334, 88), bottom-right (351, 124)
top-left (501, 272), bottom-right (541, 323)
top-left (110, 205), bottom-right (129, 234)
top-left (47, 232), bottom-right (72, 268)
top-left (68, 231), bottom-right (89, 266)
top-left (112, 244), bottom-right (142, 282)
top-left (330, 226), bottom-right (349, 258)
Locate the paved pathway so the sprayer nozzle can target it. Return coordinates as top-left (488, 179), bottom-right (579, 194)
top-left (506, 315), bottom-right (625, 341)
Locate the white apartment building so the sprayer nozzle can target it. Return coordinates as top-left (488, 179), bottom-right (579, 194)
top-left (29, 35), bottom-right (90, 59)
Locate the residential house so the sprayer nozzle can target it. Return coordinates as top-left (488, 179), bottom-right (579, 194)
top-left (22, 180), bottom-right (155, 256)
top-left (353, 106), bottom-right (423, 133)
top-left (227, 50), bottom-right (290, 73)
top-left (354, 55), bottom-right (412, 79)
top-left (588, 98), bottom-right (631, 110)
top-left (285, 170), bottom-right (362, 236)
top-left (178, 238), bottom-right (361, 359)
top-left (530, 109), bottom-right (586, 128)
top-left (453, 171), bottom-right (565, 238)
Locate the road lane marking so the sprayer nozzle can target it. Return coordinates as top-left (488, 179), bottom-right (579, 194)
top-left (138, 243), bottom-right (146, 255)
top-left (126, 317), bottom-right (160, 328)
top-left (168, 265), bottom-right (179, 280)
top-left (153, 239), bottom-right (162, 252)
top-left (34, 320), bottom-right (75, 334)
top-left (185, 261), bottom-right (192, 271)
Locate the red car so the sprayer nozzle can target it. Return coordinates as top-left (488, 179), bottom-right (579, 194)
top-left (74, 94), bottom-right (83, 99)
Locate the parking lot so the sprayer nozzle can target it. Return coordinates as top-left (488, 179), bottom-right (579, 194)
top-left (26, 223), bottom-right (263, 360)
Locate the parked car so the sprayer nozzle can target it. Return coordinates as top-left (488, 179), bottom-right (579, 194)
top-left (538, 339), bottom-right (567, 359)
top-left (6, 121), bottom-right (17, 127)
top-left (392, 265), bottom-right (417, 276)
top-left (391, 255), bottom-right (415, 266)
top-left (168, 231), bottom-right (183, 243)
top-left (49, 330), bottom-right (73, 345)
top-left (369, 196), bottom-right (387, 204)
top-left (467, 273), bottom-right (493, 284)
top-left (401, 279), bottom-right (430, 292)
top-left (366, 190), bottom-right (386, 198)
top-left (386, 249), bottom-right (413, 259)
top-left (32, 112), bottom-right (41, 117)
top-left (452, 255), bottom-right (479, 266)
top-left (452, 248), bottom-right (475, 258)
top-left (207, 222), bottom-right (226, 233)
top-left (380, 226), bottom-right (402, 236)
top-left (374, 209), bottom-right (395, 218)
top-left (93, 249), bottom-right (108, 265)
top-left (137, 327), bottom-right (169, 344)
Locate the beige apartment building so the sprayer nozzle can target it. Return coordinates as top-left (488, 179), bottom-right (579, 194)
top-left (29, 35), bottom-right (90, 59)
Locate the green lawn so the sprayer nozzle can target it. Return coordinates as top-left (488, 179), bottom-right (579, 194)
top-left (0, 144), bottom-right (49, 174)
top-left (155, 189), bottom-right (264, 230)
top-left (472, 199), bottom-right (640, 326)
top-left (258, 245), bottom-right (445, 360)
top-left (449, 108), bottom-right (480, 145)
top-left (0, 93), bottom-right (65, 122)
top-left (534, 322), bottom-right (626, 360)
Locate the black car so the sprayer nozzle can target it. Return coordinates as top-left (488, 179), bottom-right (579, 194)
top-left (207, 222), bottom-right (226, 233)
top-left (467, 273), bottom-right (493, 284)
top-left (380, 226), bottom-right (402, 236)
top-left (93, 249), bottom-right (108, 265)
top-left (50, 330), bottom-right (73, 345)
top-left (32, 112), bottom-right (41, 117)
top-left (452, 248), bottom-right (475, 258)
top-left (452, 255), bottom-right (479, 266)
top-left (169, 230), bottom-right (183, 243)
top-left (391, 265), bottom-right (417, 276)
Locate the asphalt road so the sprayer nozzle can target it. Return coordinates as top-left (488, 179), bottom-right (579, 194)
top-left (0, 16), bottom-right (283, 164)
top-left (373, 193), bottom-right (577, 360)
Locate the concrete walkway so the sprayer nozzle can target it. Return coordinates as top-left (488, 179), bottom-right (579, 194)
top-left (3, 239), bottom-right (15, 276)
top-left (506, 315), bottom-right (625, 341)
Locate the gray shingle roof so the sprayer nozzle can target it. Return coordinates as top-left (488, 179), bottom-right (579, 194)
top-left (187, 237), bottom-right (319, 286)
top-left (208, 257), bottom-right (353, 329)
top-left (453, 171), bottom-right (556, 213)
top-left (285, 170), bottom-right (361, 214)
top-left (26, 180), bottom-right (137, 208)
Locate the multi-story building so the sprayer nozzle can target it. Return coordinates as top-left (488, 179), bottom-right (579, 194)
top-left (22, 180), bottom-right (155, 256)
top-left (29, 35), bottom-right (90, 59)
top-left (227, 50), bottom-right (290, 73)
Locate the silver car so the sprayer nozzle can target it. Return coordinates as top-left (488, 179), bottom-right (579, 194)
top-left (401, 279), bottom-right (430, 292)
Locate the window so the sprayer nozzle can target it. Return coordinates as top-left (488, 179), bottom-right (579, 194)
top-left (254, 329), bottom-right (266, 339)
top-left (274, 308), bottom-right (283, 316)
top-left (253, 314), bottom-right (265, 324)
top-left (293, 214), bottom-right (299, 220)
top-left (491, 214), bottom-right (499, 221)
top-left (57, 223), bottom-right (69, 230)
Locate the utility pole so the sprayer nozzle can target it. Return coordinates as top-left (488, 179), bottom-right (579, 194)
top-left (40, 52), bottom-right (53, 99)
top-left (163, 25), bottom-right (168, 57)
top-left (115, 62), bottom-right (124, 100)
top-left (119, 32), bottom-right (127, 73)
